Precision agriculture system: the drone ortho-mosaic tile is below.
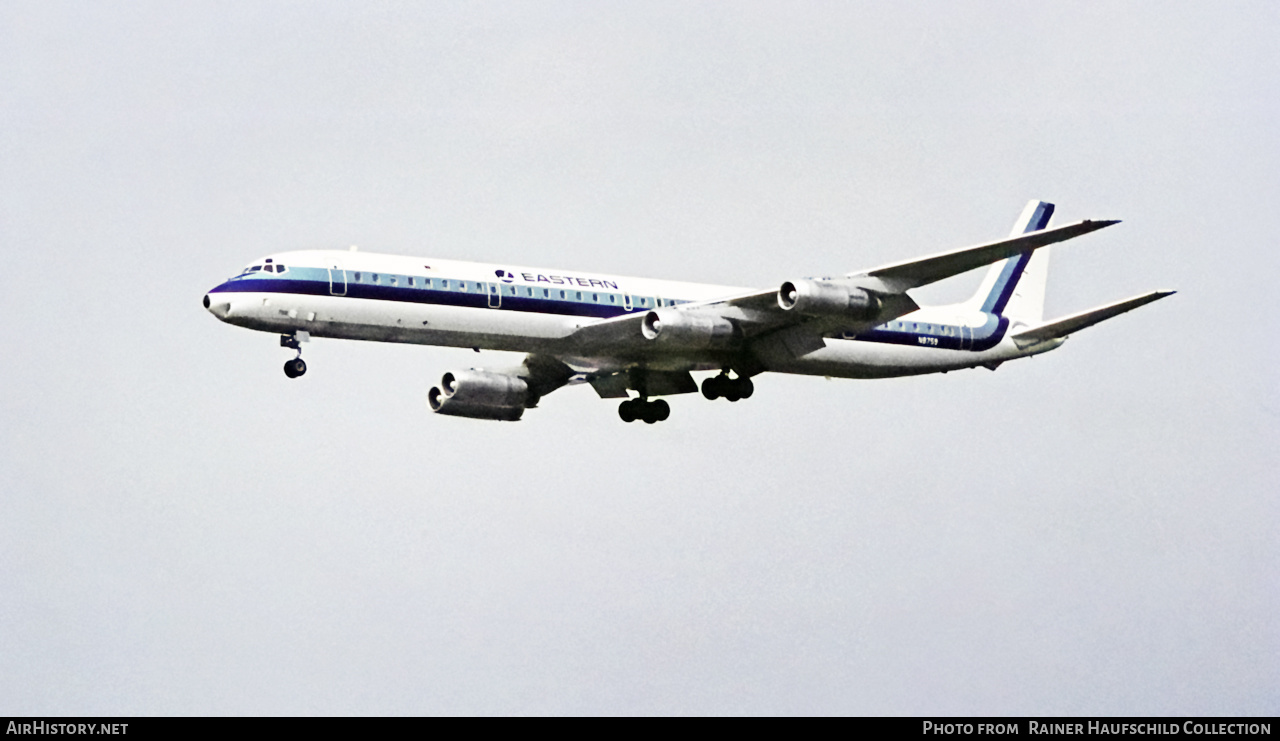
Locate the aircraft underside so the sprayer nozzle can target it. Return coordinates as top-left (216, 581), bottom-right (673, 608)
top-left (209, 289), bottom-right (1039, 419)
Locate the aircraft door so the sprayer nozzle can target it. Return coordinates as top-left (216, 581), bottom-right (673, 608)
top-left (328, 258), bottom-right (347, 296)
top-left (487, 282), bottom-right (501, 308)
top-left (623, 294), bottom-right (633, 311)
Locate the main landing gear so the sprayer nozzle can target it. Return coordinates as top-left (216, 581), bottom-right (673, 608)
top-left (281, 332), bottom-right (308, 378)
top-left (618, 397), bottom-right (670, 424)
top-left (701, 372), bottom-right (753, 402)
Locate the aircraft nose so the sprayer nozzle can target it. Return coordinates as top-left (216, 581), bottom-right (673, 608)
top-left (204, 293), bottom-right (231, 319)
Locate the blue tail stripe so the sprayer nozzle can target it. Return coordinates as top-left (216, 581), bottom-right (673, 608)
top-left (1026, 202), bottom-right (1055, 233)
top-left (978, 202), bottom-right (1054, 313)
top-left (981, 251), bottom-right (1033, 314)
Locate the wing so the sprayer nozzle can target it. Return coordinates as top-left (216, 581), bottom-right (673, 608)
top-left (849, 218), bottom-right (1118, 292)
top-left (565, 217), bottom-right (1119, 352)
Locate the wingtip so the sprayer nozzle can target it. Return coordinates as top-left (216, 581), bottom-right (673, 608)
top-left (1074, 218), bottom-right (1122, 233)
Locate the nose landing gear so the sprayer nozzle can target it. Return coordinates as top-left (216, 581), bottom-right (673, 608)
top-left (281, 332), bottom-right (309, 378)
top-left (618, 397), bottom-right (671, 424)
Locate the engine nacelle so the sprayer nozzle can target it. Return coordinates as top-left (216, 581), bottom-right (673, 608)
top-left (777, 280), bottom-right (881, 319)
top-left (427, 369), bottom-right (529, 421)
top-left (641, 309), bottom-right (735, 349)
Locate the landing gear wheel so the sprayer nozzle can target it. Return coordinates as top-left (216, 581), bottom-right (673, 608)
top-left (284, 358), bottom-right (307, 378)
top-left (703, 373), bottom-right (753, 402)
top-left (620, 398), bottom-right (671, 424)
top-left (702, 374), bottom-right (728, 400)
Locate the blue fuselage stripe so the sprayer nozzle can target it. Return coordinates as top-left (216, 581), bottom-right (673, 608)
top-left (211, 273), bottom-right (1010, 352)
top-left (210, 275), bottom-right (638, 320)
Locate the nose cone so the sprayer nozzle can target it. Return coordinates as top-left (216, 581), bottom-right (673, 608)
top-left (204, 291), bottom-right (231, 319)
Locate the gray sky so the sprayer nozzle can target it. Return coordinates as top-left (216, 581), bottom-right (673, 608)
top-left (1, 1), bottom-right (1276, 715)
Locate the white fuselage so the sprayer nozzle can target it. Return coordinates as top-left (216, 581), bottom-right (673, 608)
top-left (204, 249), bottom-right (1052, 379)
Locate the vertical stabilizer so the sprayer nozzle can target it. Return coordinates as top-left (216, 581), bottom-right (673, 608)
top-left (966, 200), bottom-right (1054, 323)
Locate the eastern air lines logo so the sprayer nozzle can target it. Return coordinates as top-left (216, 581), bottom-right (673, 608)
top-left (494, 269), bottom-right (515, 284)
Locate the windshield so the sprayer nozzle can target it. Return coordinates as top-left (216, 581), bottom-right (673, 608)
top-left (233, 261), bottom-right (288, 279)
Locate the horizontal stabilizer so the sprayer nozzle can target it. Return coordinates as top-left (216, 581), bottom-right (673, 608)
top-left (1010, 290), bottom-right (1175, 349)
top-left (851, 219), bottom-right (1119, 293)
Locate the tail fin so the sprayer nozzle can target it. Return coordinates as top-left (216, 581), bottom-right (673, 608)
top-left (966, 200), bottom-right (1054, 322)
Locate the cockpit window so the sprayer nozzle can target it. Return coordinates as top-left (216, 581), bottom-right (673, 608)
top-left (234, 261), bottom-right (290, 279)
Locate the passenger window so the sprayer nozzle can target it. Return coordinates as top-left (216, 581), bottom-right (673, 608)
top-left (592, 293), bottom-right (598, 302)
top-left (372, 274), bottom-right (379, 283)
top-left (408, 277), bottom-right (415, 286)
top-left (576, 291), bottom-right (583, 301)
top-left (354, 272), bottom-right (361, 281)
top-left (559, 290), bottom-right (566, 299)
top-left (390, 276), bottom-right (398, 286)
top-left (609, 295), bottom-right (616, 304)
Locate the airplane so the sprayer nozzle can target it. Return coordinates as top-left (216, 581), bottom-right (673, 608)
top-left (203, 201), bottom-right (1173, 424)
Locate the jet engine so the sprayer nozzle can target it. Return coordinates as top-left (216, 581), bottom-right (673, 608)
top-left (427, 369), bottom-right (529, 421)
top-left (777, 280), bottom-right (881, 319)
top-left (640, 309), bottom-right (735, 349)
